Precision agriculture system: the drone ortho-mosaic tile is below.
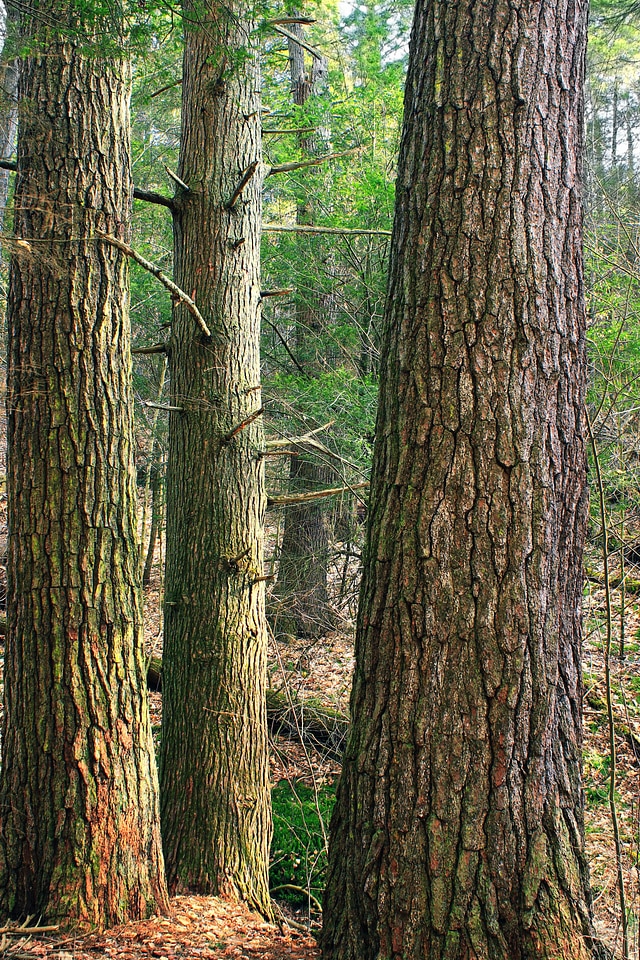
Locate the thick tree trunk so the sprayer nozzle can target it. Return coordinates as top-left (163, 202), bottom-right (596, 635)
top-left (160, 2), bottom-right (271, 914)
top-left (322, 1), bottom-right (598, 959)
top-left (0, 16), bottom-right (168, 927)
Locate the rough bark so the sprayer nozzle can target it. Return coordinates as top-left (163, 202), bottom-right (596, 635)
top-left (322, 1), bottom-right (598, 958)
top-left (160, 1), bottom-right (271, 914)
top-left (0, 14), bottom-right (168, 927)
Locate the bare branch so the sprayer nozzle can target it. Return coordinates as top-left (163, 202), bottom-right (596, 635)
top-left (221, 407), bottom-right (265, 444)
top-left (263, 127), bottom-right (317, 135)
top-left (264, 421), bottom-right (335, 449)
top-left (267, 147), bottom-right (360, 177)
top-left (141, 401), bottom-right (184, 413)
top-left (133, 186), bottom-right (175, 210)
top-left (267, 481), bottom-right (369, 507)
top-left (165, 165), bottom-right (189, 192)
top-left (263, 223), bottom-right (392, 237)
top-left (260, 288), bottom-right (294, 299)
top-left (150, 77), bottom-right (183, 98)
top-left (267, 16), bottom-right (316, 25)
top-left (226, 160), bottom-right (260, 210)
top-left (97, 232), bottom-right (212, 340)
top-left (0, 159), bottom-right (177, 214)
top-left (270, 23), bottom-right (324, 60)
top-left (132, 343), bottom-right (168, 355)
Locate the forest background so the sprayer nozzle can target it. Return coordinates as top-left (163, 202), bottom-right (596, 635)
top-left (0, 0), bottom-right (639, 955)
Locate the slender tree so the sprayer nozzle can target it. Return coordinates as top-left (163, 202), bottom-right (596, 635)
top-left (0, 2), bottom-right (169, 927)
top-left (159, 2), bottom-right (271, 912)
top-left (272, 24), bottom-right (335, 639)
top-left (322, 0), bottom-right (600, 958)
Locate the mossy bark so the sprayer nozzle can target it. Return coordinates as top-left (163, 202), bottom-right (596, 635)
top-left (322, 1), bottom-right (597, 958)
top-left (159, 1), bottom-right (271, 914)
top-left (0, 14), bottom-right (168, 928)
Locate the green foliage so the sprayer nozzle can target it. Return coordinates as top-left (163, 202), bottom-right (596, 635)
top-left (267, 369), bottom-right (377, 467)
top-left (270, 779), bottom-right (336, 908)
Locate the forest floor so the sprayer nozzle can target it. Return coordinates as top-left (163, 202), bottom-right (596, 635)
top-left (2, 520), bottom-right (640, 959)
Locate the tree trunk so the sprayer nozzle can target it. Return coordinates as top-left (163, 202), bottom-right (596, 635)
top-left (273, 25), bottom-right (333, 639)
top-left (322, 1), bottom-right (599, 958)
top-left (160, 1), bottom-right (271, 914)
top-left (0, 12), bottom-right (168, 927)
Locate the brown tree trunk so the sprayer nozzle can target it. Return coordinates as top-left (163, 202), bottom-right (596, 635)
top-left (322, 1), bottom-right (599, 958)
top-left (273, 26), bottom-right (333, 639)
top-left (0, 10), bottom-right (168, 928)
top-left (160, 1), bottom-right (271, 914)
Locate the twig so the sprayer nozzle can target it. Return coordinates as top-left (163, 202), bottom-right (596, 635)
top-left (263, 223), bottom-right (391, 237)
top-left (270, 22), bottom-right (323, 60)
top-left (226, 160), bottom-right (260, 210)
top-left (0, 924), bottom-right (59, 935)
top-left (96, 232), bottom-right (212, 340)
top-left (221, 407), bottom-right (264, 444)
top-left (267, 148), bottom-right (360, 177)
top-left (267, 480), bottom-right (369, 507)
top-left (165, 164), bottom-right (190, 192)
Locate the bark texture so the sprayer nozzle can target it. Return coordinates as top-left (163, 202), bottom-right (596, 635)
top-left (322, 1), bottom-right (597, 958)
top-left (0, 20), bottom-right (168, 927)
top-left (160, 3), bottom-right (271, 913)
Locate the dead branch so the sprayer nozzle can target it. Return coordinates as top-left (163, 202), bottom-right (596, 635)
top-left (267, 147), bottom-right (360, 177)
top-left (270, 22), bottom-right (324, 60)
top-left (267, 480), bottom-right (369, 507)
top-left (141, 400), bottom-right (184, 413)
top-left (97, 232), bottom-right (212, 340)
top-left (226, 160), bottom-right (260, 210)
top-left (263, 127), bottom-right (317, 135)
top-left (263, 223), bottom-right (391, 237)
top-left (221, 407), bottom-right (264, 444)
top-left (132, 343), bottom-right (167, 355)
top-left (261, 288), bottom-right (294, 299)
top-left (264, 421), bottom-right (335, 449)
top-left (134, 186), bottom-right (176, 210)
top-left (165, 165), bottom-right (190, 192)
top-left (267, 16), bottom-right (316, 25)
top-left (150, 78), bottom-right (183, 98)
